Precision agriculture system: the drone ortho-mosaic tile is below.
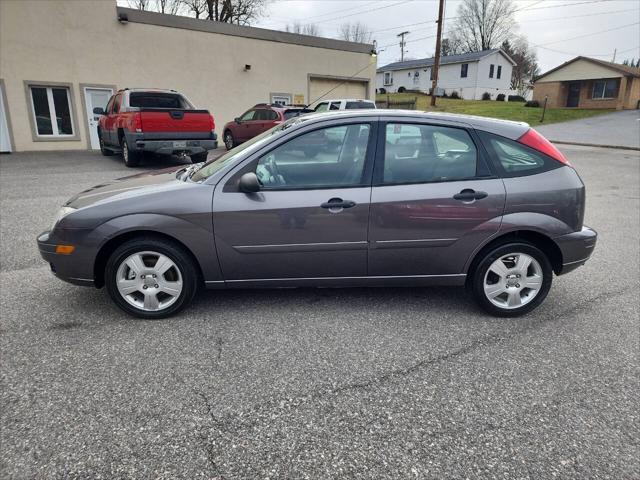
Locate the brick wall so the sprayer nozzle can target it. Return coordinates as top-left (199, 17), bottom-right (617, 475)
top-left (532, 81), bottom-right (565, 108)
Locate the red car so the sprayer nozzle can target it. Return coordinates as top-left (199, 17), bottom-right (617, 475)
top-left (94, 88), bottom-right (217, 167)
top-left (222, 104), bottom-right (312, 150)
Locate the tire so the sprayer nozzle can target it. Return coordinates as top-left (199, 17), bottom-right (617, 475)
top-left (470, 242), bottom-right (552, 317)
top-left (98, 130), bottom-right (113, 156)
top-left (190, 152), bottom-right (208, 163)
top-left (121, 136), bottom-right (141, 167)
top-left (105, 237), bottom-right (199, 319)
top-left (223, 130), bottom-right (235, 150)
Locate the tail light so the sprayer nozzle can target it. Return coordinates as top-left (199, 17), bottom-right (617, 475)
top-left (208, 114), bottom-right (215, 133)
top-left (517, 128), bottom-right (570, 166)
top-left (132, 112), bottom-right (142, 133)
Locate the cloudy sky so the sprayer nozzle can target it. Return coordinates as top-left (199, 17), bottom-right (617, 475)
top-left (252, 0), bottom-right (640, 72)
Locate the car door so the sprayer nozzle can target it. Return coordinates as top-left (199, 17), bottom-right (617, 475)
top-left (236, 108), bottom-right (258, 142)
top-left (368, 120), bottom-right (505, 278)
top-left (212, 120), bottom-right (378, 284)
top-left (106, 93), bottom-right (122, 145)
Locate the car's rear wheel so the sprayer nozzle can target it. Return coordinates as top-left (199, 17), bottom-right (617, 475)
top-left (105, 237), bottom-right (199, 319)
top-left (190, 152), bottom-right (208, 163)
top-left (98, 130), bottom-right (113, 156)
top-left (121, 137), bottom-right (141, 167)
top-left (471, 242), bottom-right (552, 317)
top-left (224, 130), bottom-right (235, 150)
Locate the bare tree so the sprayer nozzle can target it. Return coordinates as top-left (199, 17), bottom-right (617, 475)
top-left (157, 0), bottom-right (182, 14)
top-left (501, 36), bottom-right (539, 96)
top-left (449, 0), bottom-right (516, 52)
top-left (181, 0), bottom-right (206, 18)
top-left (285, 22), bottom-right (321, 36)
top-left (440, 37), bottom-right (464, 56)
top-left (200, 0), bottom-right (267, 25)
top-left (339, 22), bottom-right (373, 44)
top-left (128, 0), bottom-right (153, 10)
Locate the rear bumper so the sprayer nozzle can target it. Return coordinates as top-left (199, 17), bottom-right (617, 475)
top-left (555, 226), bottom-right (597, 275)
top-left (126, 132), bottom-right (218, 154)
top-left (37, 231), bottom-right (96, 287)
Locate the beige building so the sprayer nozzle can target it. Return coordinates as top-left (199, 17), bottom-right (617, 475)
top-left (0, 0), bottom-right (376, 152)
top-left (532, 56), bottom-right (640, 110)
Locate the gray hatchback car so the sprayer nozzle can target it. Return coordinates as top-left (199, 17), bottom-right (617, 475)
top-left (38, 110), bottom-right (596, 319)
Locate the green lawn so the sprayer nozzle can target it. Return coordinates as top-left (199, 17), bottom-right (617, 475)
top-left (376, 92), bottom-right (612, 125)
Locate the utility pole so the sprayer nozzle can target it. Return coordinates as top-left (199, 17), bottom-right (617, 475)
top-left (397, 31), bottom-right (409, 62)
top-left (612, 48), bottom-right (617, 63)
top-left (430, 0), bottom-right (445, 107)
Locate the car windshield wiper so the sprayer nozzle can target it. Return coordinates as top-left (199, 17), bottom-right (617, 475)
top-left (175, 162), bottom-right (205, 181)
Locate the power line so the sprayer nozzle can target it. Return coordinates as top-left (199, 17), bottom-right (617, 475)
top-left (534, 21), bottom-right (639, 46)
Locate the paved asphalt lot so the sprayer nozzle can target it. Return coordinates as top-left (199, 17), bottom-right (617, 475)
top-left (537, 110), bottom-right (640, 150)
top-left (1, 146), bottom-right (638, 479)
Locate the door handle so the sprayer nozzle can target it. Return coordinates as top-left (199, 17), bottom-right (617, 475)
top-left (321, 198), bottom-right (356, 210)
top-left (453, 189), bottom-right (488, 201)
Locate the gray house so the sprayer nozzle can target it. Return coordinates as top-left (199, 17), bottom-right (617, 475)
top-left (376, 49), bottom-right (517, 100)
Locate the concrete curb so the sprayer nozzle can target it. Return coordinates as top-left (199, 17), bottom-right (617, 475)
top-left (549, 140), bottom-right (640, 152)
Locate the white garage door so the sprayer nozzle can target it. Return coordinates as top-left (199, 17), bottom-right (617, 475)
top-left (308, 77), bottom-right (368, 107)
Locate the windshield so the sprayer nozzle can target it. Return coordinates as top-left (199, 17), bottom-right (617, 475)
top-left (191, 116), bottom-right (307, 182)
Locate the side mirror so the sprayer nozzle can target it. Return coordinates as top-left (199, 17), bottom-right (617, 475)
top-left (238, 172), bottom-right (261, 193)
top-left (234, 117), bottom-right (241, 124)
top-left (93, 107), bottom-right (105, 115)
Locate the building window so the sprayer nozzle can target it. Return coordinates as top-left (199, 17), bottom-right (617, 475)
top-left (384, 72), bottom-right (393, 86)
top-left (270, 94), bottom-right (291, 106)
top-left (29, 86), bottom-right (74, 136)
top-left (497, 65), bottom-right (502, 79)
top-left (592, 79), bottom-right (619, 99)
top-left (460, 63), bottom-right (468, 78)
top-left (489, 64), bottom-right (495, 78)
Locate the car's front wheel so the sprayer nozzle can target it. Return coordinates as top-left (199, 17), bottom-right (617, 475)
top-left (105, 237), bottom-right (199, 319)
top-left (224, 130), bottom-right (235, 150)
top-left (471, 242), bottom-right (552, 317)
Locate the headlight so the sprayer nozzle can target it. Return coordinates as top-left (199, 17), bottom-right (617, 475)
top-left (51, 206), bottom-right (76, 230)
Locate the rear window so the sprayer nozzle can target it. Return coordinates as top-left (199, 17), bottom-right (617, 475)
top-left (478, 131), bottom-right (561, 177)
top-left (345, 101), bottom-right (375, 109)
top-left (129, 92), bottom-right (193, 109)
top-left (283, 109), bottom-right (312, 120)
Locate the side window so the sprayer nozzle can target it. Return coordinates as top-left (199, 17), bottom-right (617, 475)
top-left (255, 123), bottom-right (371, 189)
top-left (266, 109), bottom-right (279, 120)
top-left (254, 109), bottom-right (269, 121)
top-left (497, 65), bottom-right (502, 79)
top-left (105, 96), bottom-right (115, 114)
top-left (113, 94), bottom-right (122, 113)
top-left (329, 102), bottom-right (341, 110)
top-left (478, 131), bottom-right (559, 177)
top-left (314, 102), bottom-right (329, 112)
top-left (383, 123), bottom-right (478, 184)
top-left (240, 109), bottom-right (256, 121)
top-left (460, 63), bottom-right (468, 78)
top-left (489, 64), bottom-right (495, 78)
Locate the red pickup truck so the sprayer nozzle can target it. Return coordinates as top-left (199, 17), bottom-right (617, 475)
top-left (94, 88), bottom-right (217, 167)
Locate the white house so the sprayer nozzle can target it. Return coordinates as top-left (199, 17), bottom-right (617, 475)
top-left (376, 49), bottom-right (517, 100)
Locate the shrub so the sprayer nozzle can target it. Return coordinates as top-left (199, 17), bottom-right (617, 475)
top-left (398, 86), bottom-right (406, 93)
top-left (449, 91), bottom-right (460, 99)
top-left (442, 91), bottom-right (449, 98)
top-left (496, 93), bottom-right (506, 102)
top-left (481, 92), bottom-right (491, 101)
top-left (508, 95), bottom-right (526, 102)
top-left (378, 87), bottom-right (386, 94)
top-left (524, 100), bottom-right (540, 107)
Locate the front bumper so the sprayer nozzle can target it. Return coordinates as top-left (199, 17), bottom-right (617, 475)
top-left (37, 231), bottom-right (95, 287)
top-left (555, 226), bottom-right (597, 275)
top-left (127, 132), bottom-right (218, 155)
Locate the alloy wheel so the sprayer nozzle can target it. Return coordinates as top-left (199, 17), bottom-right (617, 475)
top-left (115, 251), bottom-right (183, 312)
top-left (483, 253), bottom-right (543, 310)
